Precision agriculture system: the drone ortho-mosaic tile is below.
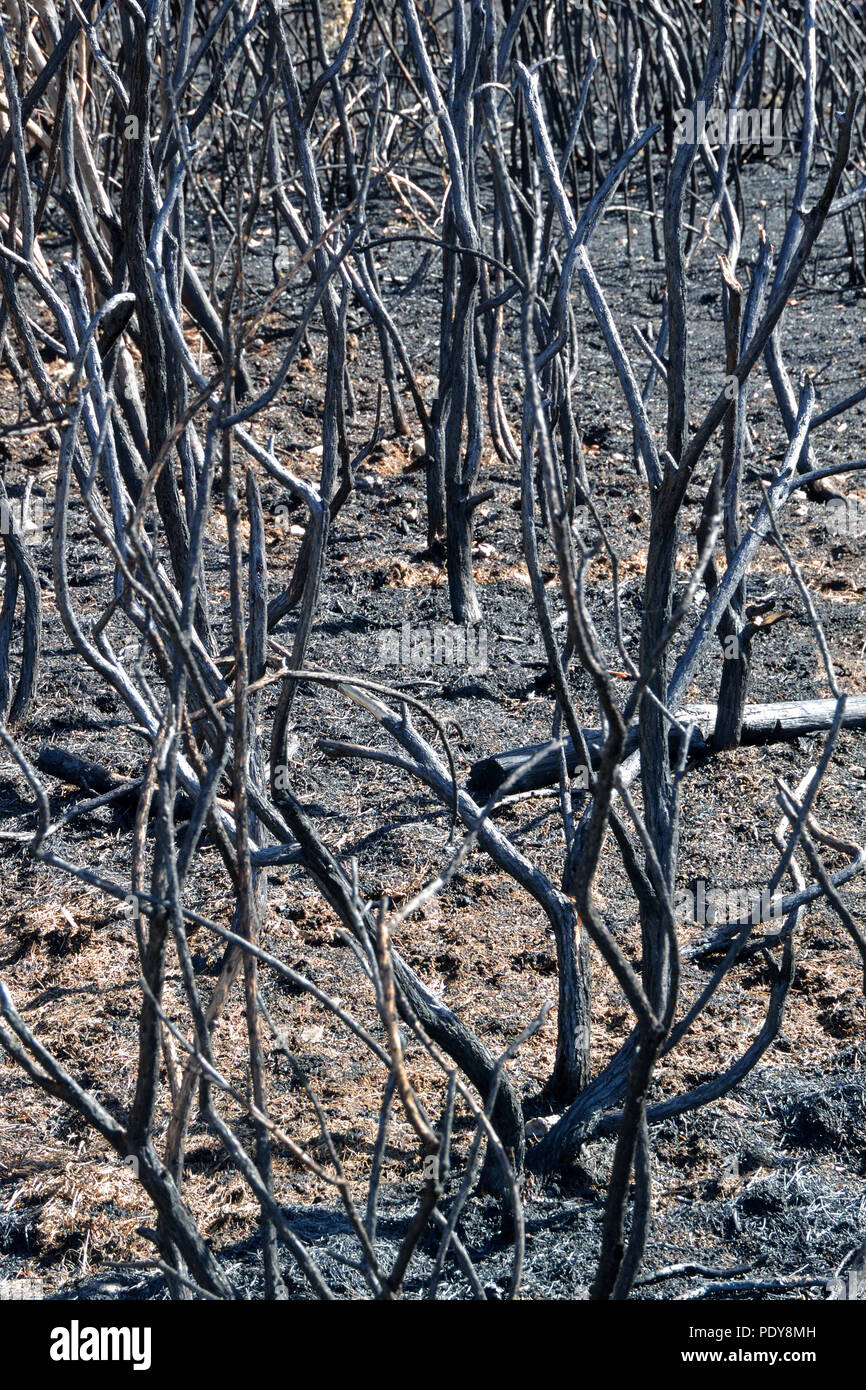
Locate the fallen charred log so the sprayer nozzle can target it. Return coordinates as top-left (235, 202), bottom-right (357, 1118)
top-left (36, 745), bottom-right (196, 820)
top-left (467, 698), bottom-right (866, 797)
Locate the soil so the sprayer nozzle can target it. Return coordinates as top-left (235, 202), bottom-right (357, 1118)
top-left (1, 149), bottom-right (865, 1300)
